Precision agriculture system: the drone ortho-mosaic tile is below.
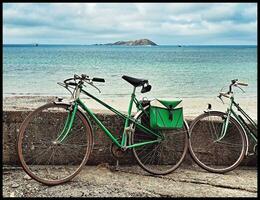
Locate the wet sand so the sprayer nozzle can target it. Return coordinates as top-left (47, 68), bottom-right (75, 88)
top-left (3, 95), bottom-right (257, 120)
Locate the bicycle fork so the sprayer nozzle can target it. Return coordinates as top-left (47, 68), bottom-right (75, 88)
top-left (215, 100), bottom-right (234, 142)
top-left (55, 102), bottom-right (78, 143)
top-left (215, 114), bottom-right (230, 142)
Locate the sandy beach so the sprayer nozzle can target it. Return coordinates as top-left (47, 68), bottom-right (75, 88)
top-left (3, 95), bottom-right (257, 121)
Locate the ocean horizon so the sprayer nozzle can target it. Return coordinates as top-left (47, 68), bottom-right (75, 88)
top-left (3, 44), bottom-right (257, 47)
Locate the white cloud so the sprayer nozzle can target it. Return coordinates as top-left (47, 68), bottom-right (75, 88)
top-left (3, 3), bottom-right (257, 44)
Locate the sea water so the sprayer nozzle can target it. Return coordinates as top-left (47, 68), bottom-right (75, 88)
top-left (3, 45), bottom-right (257, 100)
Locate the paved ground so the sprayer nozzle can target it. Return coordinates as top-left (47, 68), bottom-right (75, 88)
top-left (3, 164), bottom-right (257, 197)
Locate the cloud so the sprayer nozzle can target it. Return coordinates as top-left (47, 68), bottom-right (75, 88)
top-left (201, 3), bottom-right (257, 23)
top-left (3, 3), bottom-right (257, 44)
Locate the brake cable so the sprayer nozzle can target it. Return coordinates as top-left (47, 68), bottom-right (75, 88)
top-left (83, 79), bottom-right (101, 93)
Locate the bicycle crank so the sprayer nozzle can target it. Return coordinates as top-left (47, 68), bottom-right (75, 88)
top-left (110, 137), bottom-right (128, 159)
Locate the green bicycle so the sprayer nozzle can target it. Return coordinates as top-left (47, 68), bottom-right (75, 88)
top-left (17, 74), bottom-right (189, 185)
top-left (188, 79), bottom-right (257, 173)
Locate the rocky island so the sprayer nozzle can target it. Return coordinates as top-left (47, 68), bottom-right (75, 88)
top-left (94, 39), bottom-right (157, 46)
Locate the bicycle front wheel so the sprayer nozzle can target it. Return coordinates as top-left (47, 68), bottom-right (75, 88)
top-left (17, 102), bottom-right (93, 185)
top-left (132, 108), bottom-right (189, 175)
top-left (188, 111), bottom-right (247, 173)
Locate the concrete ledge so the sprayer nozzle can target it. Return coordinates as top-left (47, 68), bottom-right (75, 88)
top-left (2, 110), bottom-right (256, 166)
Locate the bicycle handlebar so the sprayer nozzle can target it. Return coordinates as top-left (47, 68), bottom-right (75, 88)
top-left (63, 74), bottom-right (105, 84)
top-left (92, 77), bottom-right (105, 82)
top-left (60, 74), bottom-right (105, 93)
top-left (236, 82), bottom-right (248, 86)
top-left (218, 79), bottom-right (248, 102)
top-left (63, 77), bottom-right (74, 83)
top-left (231, 79), bottom-right (248, 87)
top-left (219, 92), bottom-right (231, 98)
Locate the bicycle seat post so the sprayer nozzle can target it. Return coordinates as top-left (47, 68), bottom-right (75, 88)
top-left (121, 86), bottom-right (137, 149)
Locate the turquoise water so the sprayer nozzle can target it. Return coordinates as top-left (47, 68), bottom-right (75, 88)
top-left (3, 45), bottom-right (257, 99)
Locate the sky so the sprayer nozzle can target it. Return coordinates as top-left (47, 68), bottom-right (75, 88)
top-left (3, 3), bottom-right (257, 45)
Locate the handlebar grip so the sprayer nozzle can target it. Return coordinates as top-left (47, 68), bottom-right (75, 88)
top-left (92, 77), bottom-right (105, 82)
top-left (237, 82), bottom-right (248, 86)
top-left (67, 82), bottom-right (78, 86)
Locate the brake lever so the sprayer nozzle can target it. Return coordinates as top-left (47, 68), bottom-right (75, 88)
top-left (57, 82), bottom-right (74, 96)
top-left (235, 85), bottom-right (245, 93)
top-left (217, 95), bottom-right (224, 104)
top-left (85, 81), bottom-right (101, 93)
top-left (57, 82), bottom-right (66, 87)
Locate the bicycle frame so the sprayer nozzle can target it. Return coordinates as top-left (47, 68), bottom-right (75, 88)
top-left (218, 96), bottom-right (257, 144)
top-left (56, 86), bottom-right (163, 149)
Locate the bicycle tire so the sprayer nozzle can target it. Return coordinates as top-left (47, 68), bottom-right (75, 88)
top-left (131, 107), bottom-right (189, 175)
top-left (17, 102), bottom-right (93, 185)
top-left (188, 111), bottom-right (247, 173)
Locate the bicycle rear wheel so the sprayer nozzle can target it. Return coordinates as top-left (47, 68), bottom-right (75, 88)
top-left (132, 107), bottom-right (188, 175)
top-left (188, 111), bottom-right (247, 173)
top-left (17, 102), bottom-right (93, 185)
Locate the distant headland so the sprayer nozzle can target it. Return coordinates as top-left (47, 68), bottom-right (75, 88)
top-left (93, 39), bottom-right (158, 46)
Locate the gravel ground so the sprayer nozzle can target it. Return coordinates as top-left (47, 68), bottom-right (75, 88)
top-left (3, 164), bottom-right (257, 197)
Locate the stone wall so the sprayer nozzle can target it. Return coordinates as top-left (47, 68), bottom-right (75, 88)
top-left (2, 110), bottom-right (256, 167)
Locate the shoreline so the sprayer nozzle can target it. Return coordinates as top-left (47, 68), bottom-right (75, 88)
top-left (3, 95), bottom-right (257, 120)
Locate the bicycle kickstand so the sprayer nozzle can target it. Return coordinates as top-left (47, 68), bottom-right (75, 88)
top-left (115, 159), bottom-right (120, 171)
